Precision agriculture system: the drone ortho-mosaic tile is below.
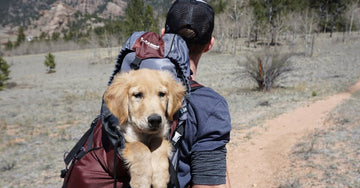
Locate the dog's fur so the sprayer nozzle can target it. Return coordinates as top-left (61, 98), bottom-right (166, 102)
top-left (104, 69), bottom-right (185, 188)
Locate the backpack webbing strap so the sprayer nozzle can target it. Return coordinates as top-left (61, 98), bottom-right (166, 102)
top-left (169, 81), bottom-right (204, 188)
top-left (168, 159), bottom-right (180, 188)
top-left (130, 57), bottom-right (142, 70)
top-left (171, 80), bottom-right (203, 146)
top-left (61, 115), bottom-right (99, 178)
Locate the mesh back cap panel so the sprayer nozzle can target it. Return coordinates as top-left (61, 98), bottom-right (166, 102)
top-left (165, 0), bottom-right (214, 44)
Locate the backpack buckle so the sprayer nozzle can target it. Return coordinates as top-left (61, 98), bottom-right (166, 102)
top-left (60, 168), bottom-right (68, 178)
top-left (179, 106), bottom-right (187, 114)
top-left (172, 131), bottom-right (182, 144)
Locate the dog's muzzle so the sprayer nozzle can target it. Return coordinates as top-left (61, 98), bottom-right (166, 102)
top-left (147, 114), bottom-right (162, 130)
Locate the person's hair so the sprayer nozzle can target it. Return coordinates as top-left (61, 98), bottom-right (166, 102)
top-left (177, 28), bottom-right (208, 56)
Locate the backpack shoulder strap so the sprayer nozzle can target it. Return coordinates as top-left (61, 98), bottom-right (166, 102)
top-left (168, 81), bottom-right (204, 188)
top-left (190, 80), bottom-right (204, 92)
top-left (61, 115), bottom-right (100, 178)
top-left (169, 80), bottom-right (204, 144)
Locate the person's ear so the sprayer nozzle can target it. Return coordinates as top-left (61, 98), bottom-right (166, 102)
top-left (203, 37), bottom-right (215, 53)
top-left (161, 28), bottom-right (165, 37)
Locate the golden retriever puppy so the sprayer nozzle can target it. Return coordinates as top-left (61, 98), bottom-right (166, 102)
top-left (104, 69), bottom-right (185, 188)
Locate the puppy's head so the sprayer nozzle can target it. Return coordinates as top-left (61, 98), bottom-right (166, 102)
top-left (104, 69), bottom-right (185, 134)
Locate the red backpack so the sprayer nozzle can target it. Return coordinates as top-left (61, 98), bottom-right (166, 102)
top-left (61, 81), bottom-right (203, 188)
top-left (61, 116), bottom-right (130, 187)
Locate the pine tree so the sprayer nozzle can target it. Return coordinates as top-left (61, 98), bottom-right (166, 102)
top-left (249, 0), bottom-right (289, 44)
top-left (44, 52), bottom-right (56, 73)
top-left (308, 0), bottom-right (353, 35)
top-left (5, 39), bottom-right (13, 50)
top-left (124, 0), bottom-right (159, 36)
top-left (210, 0), bottom-right (227, 14)
top-left (0, 56), bottom-right (10, 90)
top-left (144, 4), bottom-right (159, 33)
top-left (15, 26), bottom-right (26, 47)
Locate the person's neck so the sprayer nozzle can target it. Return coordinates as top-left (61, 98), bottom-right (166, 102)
top-left (189, 54), bottom-right (202, 81)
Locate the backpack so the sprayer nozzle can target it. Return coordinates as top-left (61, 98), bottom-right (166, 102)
top-left (61, 31), bottom-right (204, 188)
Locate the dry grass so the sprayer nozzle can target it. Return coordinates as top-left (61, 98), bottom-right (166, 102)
top-left (0, 33), bottom-right (360, 187)
top-left (278, 91), bottom-right (360, 188)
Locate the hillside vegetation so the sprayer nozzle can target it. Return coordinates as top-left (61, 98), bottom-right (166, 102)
top-left (1, 0), bottom-right (359, 57)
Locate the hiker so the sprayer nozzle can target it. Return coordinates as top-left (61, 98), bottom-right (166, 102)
top-left (61, 0), bottom-right (231, 187)
top-left (162, 0), bottom-right (231, 187)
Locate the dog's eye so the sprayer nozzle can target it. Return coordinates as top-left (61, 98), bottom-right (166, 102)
top-left (159, 92), bottom-right (166, 98)
top-left (133, 92), bottom-right (143, 99)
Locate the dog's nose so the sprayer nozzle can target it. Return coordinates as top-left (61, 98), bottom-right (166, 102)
top-left (148, 114), bottom-right (162, 129)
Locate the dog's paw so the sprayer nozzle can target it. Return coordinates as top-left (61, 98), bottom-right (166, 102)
top-left (151, 160), bottom-right (170, 188)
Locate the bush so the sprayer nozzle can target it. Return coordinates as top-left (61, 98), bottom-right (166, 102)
top-left (245, 49), bottom-right (293, 91)
top-left (5, 39), bottom-right (13, 50)
top-left (0, 56), bottom-right (10, 90)
top-left (44, 52), bottom-right (56, 73)
top-left (312, 91), bottom-right (317, 97)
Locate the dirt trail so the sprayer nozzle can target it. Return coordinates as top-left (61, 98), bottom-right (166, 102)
top-left (227, 80), bottom-right (360, 188)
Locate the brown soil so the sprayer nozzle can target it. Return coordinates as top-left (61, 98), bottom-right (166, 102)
top-left (227, 80), bottom-right (360, 188)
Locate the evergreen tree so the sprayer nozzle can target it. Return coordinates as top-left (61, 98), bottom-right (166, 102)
top-left (40, 32), bottom-right (49, 40)
top-left (143, 4), bottom-right (159, 33)
top-left (124, 0), bottom-right (159, 36)
top-left (249, 0), bottom-right (290, 44)
top-left (15, 26), bottom-right (26, 47)
top-left (44, 52), bottom-right (56, 73)
top-left (5, 39), bottom-right (13, 50)
top-left (250, 0), bottom-right (290, 26)
top-left (0, 56), bottom-right (10, 90)
top-left (308, 0), bottom-right (353, 35)
top-left (51, 32), bottom-right (60, 41)
top-left (210, 0), bottom-right (227, 14)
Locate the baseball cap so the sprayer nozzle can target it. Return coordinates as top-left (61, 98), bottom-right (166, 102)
top-left (165, 0), bottom-right (214, 44)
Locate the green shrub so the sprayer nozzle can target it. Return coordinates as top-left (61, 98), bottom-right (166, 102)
top-left (44, 52), bottom-right (56, 73)
top-left (51, 32), bottom-right (60, 41)
top-left (0, 56), bottom-right (10, 90)
top-left (312, 91), bottom-right (317, 97)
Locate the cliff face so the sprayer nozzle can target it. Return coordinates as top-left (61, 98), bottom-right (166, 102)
top-left (1, 0), bottom-right (126, 36)
top-left (30, 2), bottom-right (77, 35)
top-left (28, 0), bottom-right (126, 35)
top-left (1, 0), bottom-right (174, 39)
top-left (63, 0), bottom-right (126, 16)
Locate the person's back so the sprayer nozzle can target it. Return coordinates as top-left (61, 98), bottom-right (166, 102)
top-left (61, 1), bottom-right (231, 187)
top-left (164, 0), bottom-right (232, 187)
top-left (177, 86), bottom-right (231, 187)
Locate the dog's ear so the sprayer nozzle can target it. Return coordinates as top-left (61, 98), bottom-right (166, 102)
top-left (104, 72), bottom-right (129, 125)
top-left (165, 76), bottom-right (186, 121)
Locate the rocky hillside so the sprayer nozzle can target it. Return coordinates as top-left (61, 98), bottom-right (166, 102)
top-left (62, 0), bottom-right (126, 17)
top-left (0, 0), bottom-right (126, 26)
top-left (0, 0), bottom-right (175, 41)
top-left (27, 1), bottom-right (126, 36)
top-left (29, 2), bottom-right (77, 36)
top-left (0, 0), bottom-right (126, 36)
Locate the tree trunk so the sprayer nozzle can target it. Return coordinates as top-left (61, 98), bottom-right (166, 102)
top-left (254, 28), bottom-right (258, 48)
top-left (247, 24), bottom-right (251, 47)
top-left (349, 0), bottom-right (359, 35)
top-left (292, 24), bottom-right (297, 44)
top-left (258, 58), bottom-right (264, 91)
top-left (304, 8), bottom-right (309, 56)
top-left (310, 35), bottom-right (315, 57)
